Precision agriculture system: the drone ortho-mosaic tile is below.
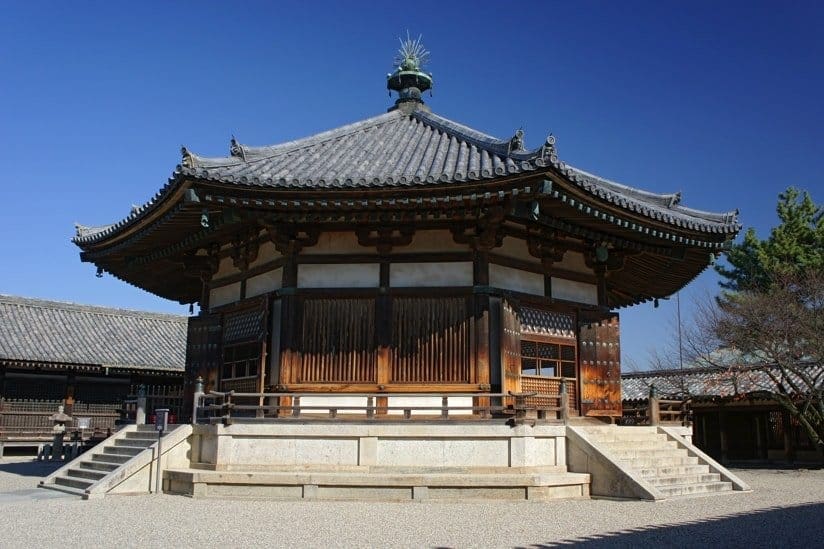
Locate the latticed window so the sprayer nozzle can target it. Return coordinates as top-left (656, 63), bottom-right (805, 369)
top-left (221, 342), bottom-right (260, 380)
top-left (520, 339), bottom-right (576, 378)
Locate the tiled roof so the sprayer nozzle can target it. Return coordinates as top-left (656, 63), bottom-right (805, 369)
top-left (74, 107), bottom-right (739, 245)
top-left (622, 363), bottom-right (823, 401)
top-left (0, 295), bottom-right (187, 372)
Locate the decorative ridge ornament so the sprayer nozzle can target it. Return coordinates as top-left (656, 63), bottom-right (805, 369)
top-left (387, 32), bottom-right (433, 111)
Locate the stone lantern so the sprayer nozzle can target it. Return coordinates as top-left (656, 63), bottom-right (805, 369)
top-left (49, 405), bottom-right (72, 460)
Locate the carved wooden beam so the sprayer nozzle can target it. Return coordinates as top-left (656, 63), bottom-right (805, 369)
top-left (262, 223), bottom-right (319, 255)
top-left (356, 227), bottom-right (414, 254)
top-left (526, 229), bottom-right (568, 271)
top-left (451, 205), bottom-right (507, 251)
top-left (231, 228), bottom-right (261, 271)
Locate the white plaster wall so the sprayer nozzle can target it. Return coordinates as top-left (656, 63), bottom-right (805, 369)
top-left (489, 264), bottom-right (545, 295)
top-left (213, 256), bottom-right (241, 282)
top-left (246, 268), bottom-right (283, 297)
top-left (557, 251), bottom-right (591, 274)
top-left (390, 262), bottom-right (473, 287)
top-left (248, 241), bottom-right (281, 269)
top-left (299, 396), bottom-right (369, 415)
top-left (301, 231), bottom-right (363, 255)
top-left (402, 230), bottom-right (467, 253)
top-left (210, 282), bottom-right (241, 309)
top-left (298, 263), bottom-right (380, 288)
top-left (552, 278), bottom-right (598, 305)
top-left (496, 237), bottom-right (536, 262)
top-left (385, 396), bottom-right (473, 416)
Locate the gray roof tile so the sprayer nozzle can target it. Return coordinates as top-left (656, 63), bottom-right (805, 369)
top-left (0, 295), bottom-right (187, 372)
top-left (74, 107), bottom-right (740, 246)
top-left (622, 363), bottom-right (823, 400)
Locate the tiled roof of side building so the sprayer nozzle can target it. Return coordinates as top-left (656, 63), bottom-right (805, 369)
top-left (621, 363), bottom-right (823, 401)
top-left (73, 108), bottom-right (739, 246)
top-left (0, 295), bottom-right (187, 372)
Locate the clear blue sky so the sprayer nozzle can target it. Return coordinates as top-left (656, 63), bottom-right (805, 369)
top-left (1, 1), bottom-right (821, 368)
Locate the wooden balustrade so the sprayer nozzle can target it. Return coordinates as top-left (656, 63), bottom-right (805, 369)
top-left (194, 390), bottom-right (571, 425)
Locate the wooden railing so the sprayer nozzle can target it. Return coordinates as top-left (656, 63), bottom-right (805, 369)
top-left (194, 388), bottom-right (570, 425)
top-left (622, 387), bottom-right (692, 426)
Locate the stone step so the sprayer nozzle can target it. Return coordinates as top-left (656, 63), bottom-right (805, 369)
top-left (103, 445), bottom-right (144, 456)
top-left (55, 476), bottom-right (94, 490)
top-left (78, 460), bottom-right (119, 472)
top-left (67, 468), bottom-right (107, 481)
top-left (124, 431), bottom-right (159, 441)
top-left (636, 464), bottom-right (711, 477)
top-left (645, 473), bottom-right (721, 486)
top-left (609, 448), bottom-right (688, 460)
top-left (657, 481), bottom-right (733, 498)
top-left (585, 430), bottom-right (666, 440)
top-left (40, 482), bottom-right (87, 497)
top-left (591, 439), bottom-right (677, 450)
top-left (91, 452), bottom-right (131, 465)
top-left (114, 438), bottom-right (155, 448)
top-left (617, 455), bottom-right (699, 468)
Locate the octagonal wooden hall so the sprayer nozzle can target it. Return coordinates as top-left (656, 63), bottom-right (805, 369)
top-left (73, 41), bottom-right (740, 421)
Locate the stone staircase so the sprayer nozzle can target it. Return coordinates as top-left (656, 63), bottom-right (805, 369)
top-left (40, 424), bottom-right (191, 499)
top-left (567, 425), bottom-right (750, 500)
top-left (584, 426), bottom-right (732, 497)
top-left (44, 427), bottom-right (159, 495)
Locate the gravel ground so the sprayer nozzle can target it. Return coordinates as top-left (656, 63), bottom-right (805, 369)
top-left (0, 457), bottom-right (822, 548)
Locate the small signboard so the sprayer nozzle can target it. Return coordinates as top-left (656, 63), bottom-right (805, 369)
top-left (76, 417), bottom-right (91, 429)
top-left (155, 409), bottom-right (170, 432)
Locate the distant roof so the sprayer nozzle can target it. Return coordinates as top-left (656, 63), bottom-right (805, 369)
top-left (0, 295), bottom-right (187, 372)
top-left (622, 363), bottom-right (823, 401)
top-left (73, 107), bottom-right (739, 246)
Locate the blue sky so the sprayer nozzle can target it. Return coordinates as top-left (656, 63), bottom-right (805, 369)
top-left (1, 1), bottom-right (821, 368)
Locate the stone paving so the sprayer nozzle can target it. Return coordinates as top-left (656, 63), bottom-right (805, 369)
top-left (0, 455), bottom-right (822, 548)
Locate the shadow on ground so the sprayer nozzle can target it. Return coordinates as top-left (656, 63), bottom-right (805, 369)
top-left (0, 459), bottom-right (64, 478)
top-left (525, 502), bottom-right (824, 548)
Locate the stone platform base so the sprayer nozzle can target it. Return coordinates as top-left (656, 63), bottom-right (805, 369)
top-left (165, 468), bottom-right (590, 501)
top-left (165, 421), bottom-right (590, 501)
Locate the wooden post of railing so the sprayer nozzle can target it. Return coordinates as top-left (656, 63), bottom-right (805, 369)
top-left (648, 385), bottom-right (660, 426)
top-left (192, 377), bottom-right (203, 425)
top-left (681, 398), bottom-right (691, 427)
top-left (223, 391), bottom-right (234, 426)
top-left (441, 396), bottom-right (449, 420)
top-left (509, 391), bottom-right (538, 426)
top-left (560, 379), bottom-right (569, 424)
top-left (292, 396), bottom-right (301, 418)
top-left (366, 396), bottom-right (374, 419)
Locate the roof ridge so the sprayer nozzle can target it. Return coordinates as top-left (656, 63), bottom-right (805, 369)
top-left (0, 294), bottom-right (188, 322)
top-left (185, 112), bottom-right (402, 170)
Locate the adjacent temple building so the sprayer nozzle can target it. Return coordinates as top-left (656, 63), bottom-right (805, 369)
top-left (73, 38), bottom-right (740, 421)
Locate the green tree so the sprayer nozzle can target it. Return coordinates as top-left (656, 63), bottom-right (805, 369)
top-left (715, 187), bottom-right (823, 292)
top-left (706, 187), bottom-right (823, 457)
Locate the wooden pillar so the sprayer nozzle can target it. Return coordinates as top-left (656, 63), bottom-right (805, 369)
top-left (277, 251), bottom-right (299, 412)
top-left (376, 260), bottom-right (391, 388)
top-left (595, 265), bottom-right (608, 308)
top-left (782, 410), bottom-right (795, 463)
top-left (0, 366), bottom-right (5, 399)
top-left (719, 409), bottom-right (729, 464)
top-left (65, 370), bottom-right (77, 415)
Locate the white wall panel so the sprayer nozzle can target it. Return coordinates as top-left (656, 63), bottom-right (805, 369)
top-left (390, 262), bottom-right (473, 287)
top-left (298, 263), bottom-right (380, 288)
top-left (489, 264), bottom-right (544, 295)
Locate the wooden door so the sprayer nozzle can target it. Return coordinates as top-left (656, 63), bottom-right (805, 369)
top-left (501, 300), bottom-right (522, 396)
top-left (578, 314), bottom-right (622, 417)
top-left (183, 313), bottom-right (222, 420)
